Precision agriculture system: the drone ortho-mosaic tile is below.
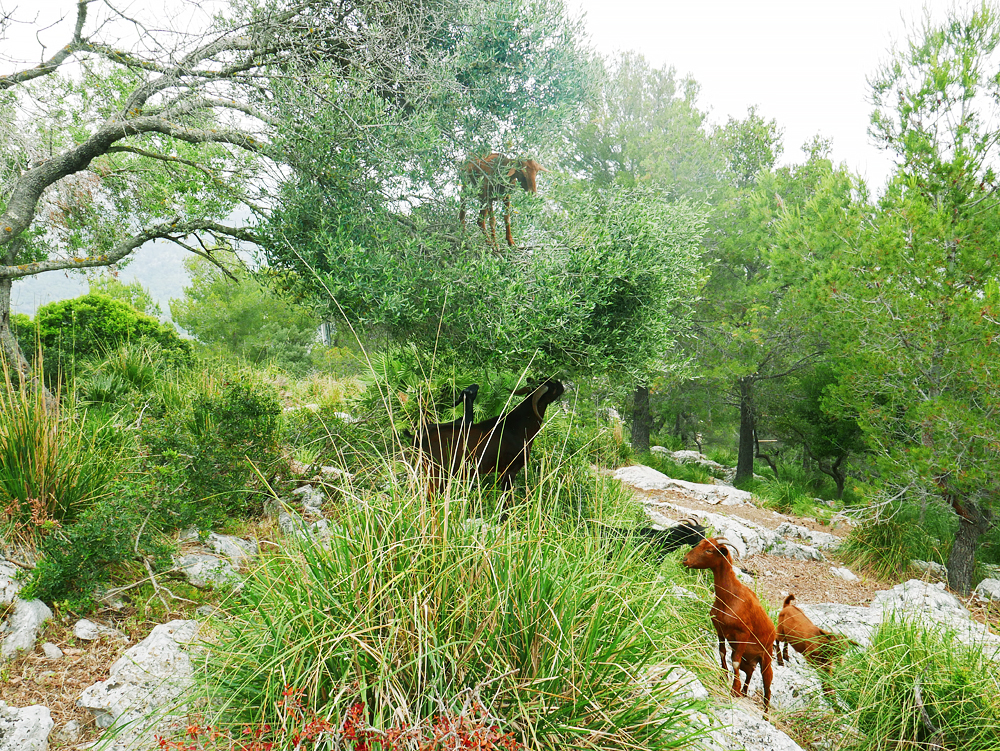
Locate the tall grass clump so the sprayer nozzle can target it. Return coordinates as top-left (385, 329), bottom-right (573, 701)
top-left (840, 502), bottom-right (950, 580)
top-left (0, 366), bottom-right (119, 546)
top-left (203, 477), bottom-right (711, 751)
top-left (836, 616), bottom-right (1000, 750)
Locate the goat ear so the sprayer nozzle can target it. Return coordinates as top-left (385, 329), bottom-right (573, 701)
top-left (506, 166), bottom-right (518, 178)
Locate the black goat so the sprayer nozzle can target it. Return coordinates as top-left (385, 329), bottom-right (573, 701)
top-left (409, 384), bottom-right (480, 480)
top-left (409, 380), bottom-right (564, 499)
top-left (600, 517), bottom-right (706, 561)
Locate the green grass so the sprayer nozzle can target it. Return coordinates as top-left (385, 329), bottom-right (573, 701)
top-left (638, 451), bottom-right (717, 484)
top-left (833, 616), bottom-right (1000, 750)
top-left (200, 464), bottom-right (716, 751)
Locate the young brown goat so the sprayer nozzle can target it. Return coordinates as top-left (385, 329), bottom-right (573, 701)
top-left (776, 594), bottom-right (857, 673)
top-left (459, 153), bottom-right (547, 247)
top-left (683, 537), bottom-right (776, 711)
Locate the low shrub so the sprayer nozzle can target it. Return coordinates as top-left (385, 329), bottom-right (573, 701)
top-left (141, 373), bottom-right (283, 528)
top-left (21, 492), bottom-right (173, 613)
top-left (840, 501), bottom-right (951, 580)
top-left (836, 616), bottom-right (1000, 750)
top-left (0, 374), bottom-right (120, 546)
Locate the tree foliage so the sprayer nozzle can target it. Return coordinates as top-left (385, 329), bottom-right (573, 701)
top-left (171, 257), bottom-right (320, 373)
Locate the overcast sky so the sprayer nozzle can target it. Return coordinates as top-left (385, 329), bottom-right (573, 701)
top-left (569, 0), bottom-right (955, 192)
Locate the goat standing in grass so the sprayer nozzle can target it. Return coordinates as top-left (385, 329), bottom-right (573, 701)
top-left (410, 380), bottom-right (564, 502)
top-left (683, 536), bottom-right (776, 711)
top-left (409, 384), bottom-right (480, 488)
top-left (459, 153), bottom-right (547, 248)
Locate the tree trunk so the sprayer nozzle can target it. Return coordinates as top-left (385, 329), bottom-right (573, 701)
top-left (0, 276), bottom-right (31, 383)
top-left (0, 275), bottom-right (56, 407)
top-left (735, 376), bottom-right (755, 484)
top-left (946, 498), bottom-right (992, 595)
top-left (631, 384), bottom-right (651, 454)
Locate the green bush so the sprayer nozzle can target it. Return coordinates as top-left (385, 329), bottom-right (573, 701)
top-left (142, 374), bottom-right (283, 528)
top-left (836, 616), bottom-right (1000, 750)
top-left (34, 293), bottom-right (192, 380)
top-left (21, 492), bottom-right (173, 612)
top-left (840, 501), bottom-right (952, 580)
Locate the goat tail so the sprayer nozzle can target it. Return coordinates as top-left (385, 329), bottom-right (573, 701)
top-left (783, 594), bottom-right (796, 607)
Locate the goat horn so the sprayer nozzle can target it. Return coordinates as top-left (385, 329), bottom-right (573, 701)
top-left (531, 384), bottom-right (547, 421)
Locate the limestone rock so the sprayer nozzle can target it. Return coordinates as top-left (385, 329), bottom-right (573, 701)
top-left (830, 566), bottom-right (859, 582)
top-left (0, 701), bottom-right (52, 751)
top-left (174, 553), bottom-right (241, 590)
top-left (706, 703), bottom-right (806, 751)
top-left (0, 563), bottom-right (21, 604)
top-left (73, 619), bottom-right (128, 642)
top-left (974, 578), bottom-right (1000, 602)
top-left (1, 599), bottom-right (52, 660)
top-left (52, 719), bottom-right (82, 745)
top-left (774, 522), bottom-right (841, 551)
top-left (78, 620), bottom-right (200, 750)
top-left (41, 643), bottom-right (63, 659)
top-left (614, 465), bottom-right (753, 506)
top-left (766, 538), bottom-right (825, 561)
top-left (910, 559), bottom-right (948, 580)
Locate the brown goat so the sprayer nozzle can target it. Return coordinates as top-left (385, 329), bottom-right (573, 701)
top-left (459, 153), bottom-right (547, 247)
top-left (776, 594), bottom-right (857, 673)
top-left (683, 537), bottom-right (776, 711)
top-left (411, 380), bottom-right (564, 499)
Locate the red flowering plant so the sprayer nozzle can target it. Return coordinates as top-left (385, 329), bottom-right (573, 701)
top-left (155, 686), bottom-right (523, 751)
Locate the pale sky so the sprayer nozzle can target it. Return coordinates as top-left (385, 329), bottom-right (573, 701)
top-left (570, 0), bottom-right (955, 192)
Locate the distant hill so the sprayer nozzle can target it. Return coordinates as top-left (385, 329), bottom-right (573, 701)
top-left (12, 240), bottom-right (191, 321)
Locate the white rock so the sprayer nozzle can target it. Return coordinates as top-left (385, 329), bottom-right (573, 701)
top-left (78, 620), bottom-right (200, 750)
top-left (179, 530), bottom-right (257, 566)
top-left (766, 538), bottom-right (825, 562)
top-left (873, 579), bottom-right (969, 620)
top-left (74, 619), bottom-right (128, 642)
top-left (658, 666), bottom-right (710, 701)
top-left (745, 662), bottom-right (829, 712)
top-left (41, 642), bottom-right (63, 659)
top-left (0, 563), bottom-right (21, 604)
top-left (291, 484), bottom-right (326, 517)
top-left (319, 465), bottom-right (352, 480)
top-left (278, 509), bottom-right (333, 542)
top-left (1, 599), bottom-right (52, 660)
top-left (974, 578), bottom-right (1000, 602)
top-left (830, 566), bottom-right (859, 582)
top-left (910, 559), bottom-right (948, 580)
top-left (706, 703), bottom-right (805, 751)
top-left (0, 701), bottom-right (52, 751)
top-left (614, 465), bottom-right (753, 505)
top-left (174, 554), bottom-right (241, 590)
top-left (332, 411), bottom-right (357, 423)
top-left (774, 522), bottom-right (841, 551)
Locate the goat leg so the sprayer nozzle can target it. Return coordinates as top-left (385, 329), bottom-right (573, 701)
top-left (774, 639), bottom-right (785, 666)
top-left (728, 643), bottom-right (747, 697)
top-left (714, 625), bottom-right (728, 670)
top-left (504, 193), bottom-right (514, 247)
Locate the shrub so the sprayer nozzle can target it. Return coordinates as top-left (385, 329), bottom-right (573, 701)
top-left (0, 373), bottom-right (119, 546)
top-left (840, 501), bottom-right (952, 580)
top-left (836, 616), bottom-right (1000, 750)
top-left (21, 492), bottom-right (173, 612)
top-left (34, 293), bottom-right (192, 380)
top-left (142, 374), bottom-right (283, 528)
